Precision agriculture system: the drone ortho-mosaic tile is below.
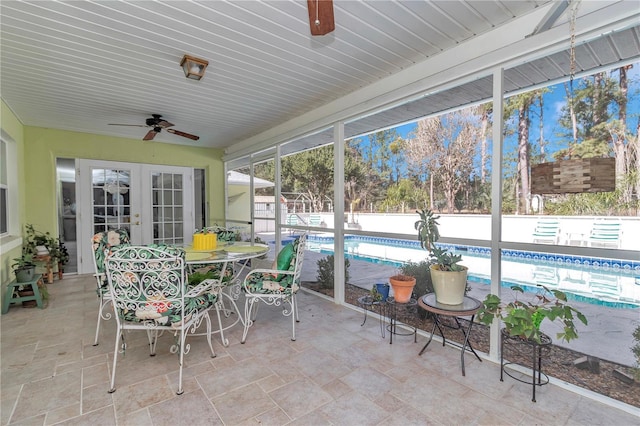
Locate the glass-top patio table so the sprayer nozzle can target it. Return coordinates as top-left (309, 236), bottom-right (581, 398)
top-left (185, 242), bottom-right (269, 346)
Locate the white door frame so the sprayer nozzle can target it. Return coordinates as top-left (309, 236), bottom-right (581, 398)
top-left (77, 159), bottom-right (194, 274)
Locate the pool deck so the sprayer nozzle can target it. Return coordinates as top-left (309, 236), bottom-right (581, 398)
top-left (300, 251), bottom-right (639, 367)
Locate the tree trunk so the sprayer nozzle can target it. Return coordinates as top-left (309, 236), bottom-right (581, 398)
top-left (518, 103), bottom-right (531, 214)
top-left (635, 118), bottom-right (640, 214)
top-left (429, 174), bottom-right (434, 210)
top-left (480, 107), bottom-right (489, 183)
top-left (593, 73), bottom-right (602, 126)
top-left (616, 65), bottom-right (631, 202)
top-left (539, 96), bottom-right (545, 157)
top-left (565, 83), bottom-right (578, 146)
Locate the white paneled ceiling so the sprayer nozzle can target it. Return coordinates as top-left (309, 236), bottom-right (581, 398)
top-left (1, 1), bottom-right (638, 150)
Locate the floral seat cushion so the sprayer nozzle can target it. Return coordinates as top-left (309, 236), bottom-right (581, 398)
top-left (244, 237), bottom-right (300, 295)
top-left (92, 229), bottom-right (130, 295)
top-left (198, 226), bottom-right (240, 243)
top-left (109, 245), bottom-right (217, 327)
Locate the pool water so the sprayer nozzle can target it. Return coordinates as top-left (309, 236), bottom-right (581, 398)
top-left (306, 235), bottom-right (640, 308)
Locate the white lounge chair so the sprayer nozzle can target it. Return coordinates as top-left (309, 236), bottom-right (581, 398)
top-left (587, 221), bottom-right (622, 248)
top-left (532, 219), bottom-right (560, 244)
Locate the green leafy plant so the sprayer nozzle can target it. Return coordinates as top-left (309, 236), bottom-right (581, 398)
top-left (187, 270), bottom-right (218, 286)
top-left (477, 285), bottom-right (588, 344)
top-left (368, 285), bottom-right (382, 302)
top-left (632, 325), bottom-right (640, 380)
top-left (12, 251), bottom-right (35, 270)
top-left (316, 255), bottom-right (350, 290)
top-left (414, 209), bottom-right (465, 271)
top-left (23, 224), bottom-right (69, 267)
top-left (399, 260), bottom-right (433, 297)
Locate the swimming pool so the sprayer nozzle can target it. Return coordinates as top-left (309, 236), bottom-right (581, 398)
top-left (306, 235), bottom-right (640, 308)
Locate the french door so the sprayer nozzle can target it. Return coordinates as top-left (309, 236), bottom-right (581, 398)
top-left (77, 160), bottom-right (194, 274)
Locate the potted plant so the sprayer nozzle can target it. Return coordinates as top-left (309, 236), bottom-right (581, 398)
top-left (388, 273), bottom-right (416, 303)
top-left (23, 224), bottom-right (69, 278)
top-left (12, 251), bottom-right (36, 283)
top-left (368, 285), bottom-right (383, 302)
top-left (414, 209), bottom-right (467, 305)
top-left (477, 285), bottom-right (588, 344)
top-left (374, 282), bottom-right (390, 302)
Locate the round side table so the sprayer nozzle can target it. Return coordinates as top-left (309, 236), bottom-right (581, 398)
top-left (418, 293), bottom-right (482, 376)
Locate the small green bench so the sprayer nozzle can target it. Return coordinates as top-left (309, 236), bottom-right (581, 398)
top-left (2, 275), bottom-right (45, 314)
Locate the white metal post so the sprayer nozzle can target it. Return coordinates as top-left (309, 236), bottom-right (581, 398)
top-left (334, 122), bottom-right (345, 305)
top-left (490, 67), bottom-right (505, 361)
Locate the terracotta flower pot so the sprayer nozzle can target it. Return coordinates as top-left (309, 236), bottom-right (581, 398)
top-left (389, 275), bottom-right (416, 303)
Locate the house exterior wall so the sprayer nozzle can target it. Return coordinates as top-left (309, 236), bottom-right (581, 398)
top-left (0, 111), bottom-right (228, 295)
top-left (0, 101), bottom-right (26, 287)
top-left (21, 126), bottom-right (226, 237)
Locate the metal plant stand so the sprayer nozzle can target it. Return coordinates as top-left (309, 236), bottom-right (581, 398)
top-left (357, 295), bottom-right (386, 338)
top-left (386, 297), bottom-right (417, 344)
top-left (500, 328), bottom-right (552, 402)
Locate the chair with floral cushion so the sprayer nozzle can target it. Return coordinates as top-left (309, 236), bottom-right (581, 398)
top-left (91, 228), bottom-right (130, 346)
top-left (104, 245), bottom-right (219, 395)
top-left (241, 233), bottom-right (307, 343)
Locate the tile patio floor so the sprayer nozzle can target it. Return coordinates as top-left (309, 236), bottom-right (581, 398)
top-left (1, 274), bottom-right (638, 425)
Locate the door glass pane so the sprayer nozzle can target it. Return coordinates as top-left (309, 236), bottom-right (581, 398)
top-left (91, 168), bottom-right (130, 235)
top-left (163, 189), bottom-right (173, 204)
top-left (164, 207), bottom-right (173, 220)
top-left (152, 172), bottom-right (187, 245)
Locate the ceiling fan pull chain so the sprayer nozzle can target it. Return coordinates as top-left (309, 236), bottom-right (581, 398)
top-left (315, 0), bottom-right (320, 26)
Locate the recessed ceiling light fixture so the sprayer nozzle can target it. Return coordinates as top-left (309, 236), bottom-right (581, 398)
top-left (180, 54), bottom-right (208, 80)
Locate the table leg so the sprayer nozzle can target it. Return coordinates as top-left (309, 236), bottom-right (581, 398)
top-left (532, 343), bottom-right (537, 401)
top-left (418, 319), bottom-right (438, 355)
top-left (379, 303), bottom-right (386, 338)
top-left (389, 303), bottom-right (394, 344)
top-left (360, 303), bottom-right (369, 327)
top-left (500, 334), bottom-right (505, 382)
top-left (459, 314), bottom-right (481, 376)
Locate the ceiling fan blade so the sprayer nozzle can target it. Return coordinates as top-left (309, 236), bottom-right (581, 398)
top-left (307, 0), bottom-right (335, 36)
top-left (108, 123), bottom-right (147, 127)
top-left (167, 129), bottom-right (199, 141)
top-left (143, 129), bottom-right (158, 141)
top-left (156, 119), bottom-right (174, 128)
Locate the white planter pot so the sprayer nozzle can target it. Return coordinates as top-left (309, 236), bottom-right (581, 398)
top-left (429, 265), bottom-right (468, 305)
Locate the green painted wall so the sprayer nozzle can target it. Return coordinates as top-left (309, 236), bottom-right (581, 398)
top-left (23, 127), bottom-right (226, 236)
top-left (1, 108), bottom-right (227, 291)
top-left (1, 101), bottom-right (26, 286)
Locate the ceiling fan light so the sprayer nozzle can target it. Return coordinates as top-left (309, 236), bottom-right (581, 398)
top-left (180, 54), bottom-right (208, 80)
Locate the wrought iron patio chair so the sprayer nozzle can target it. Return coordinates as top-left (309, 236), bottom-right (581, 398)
top-left (241, 233), bottom-right (307, 343)
top-left (91, 228), bottom-right (130, 346)
top-left (105, 245), bottom-right (219, 395)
